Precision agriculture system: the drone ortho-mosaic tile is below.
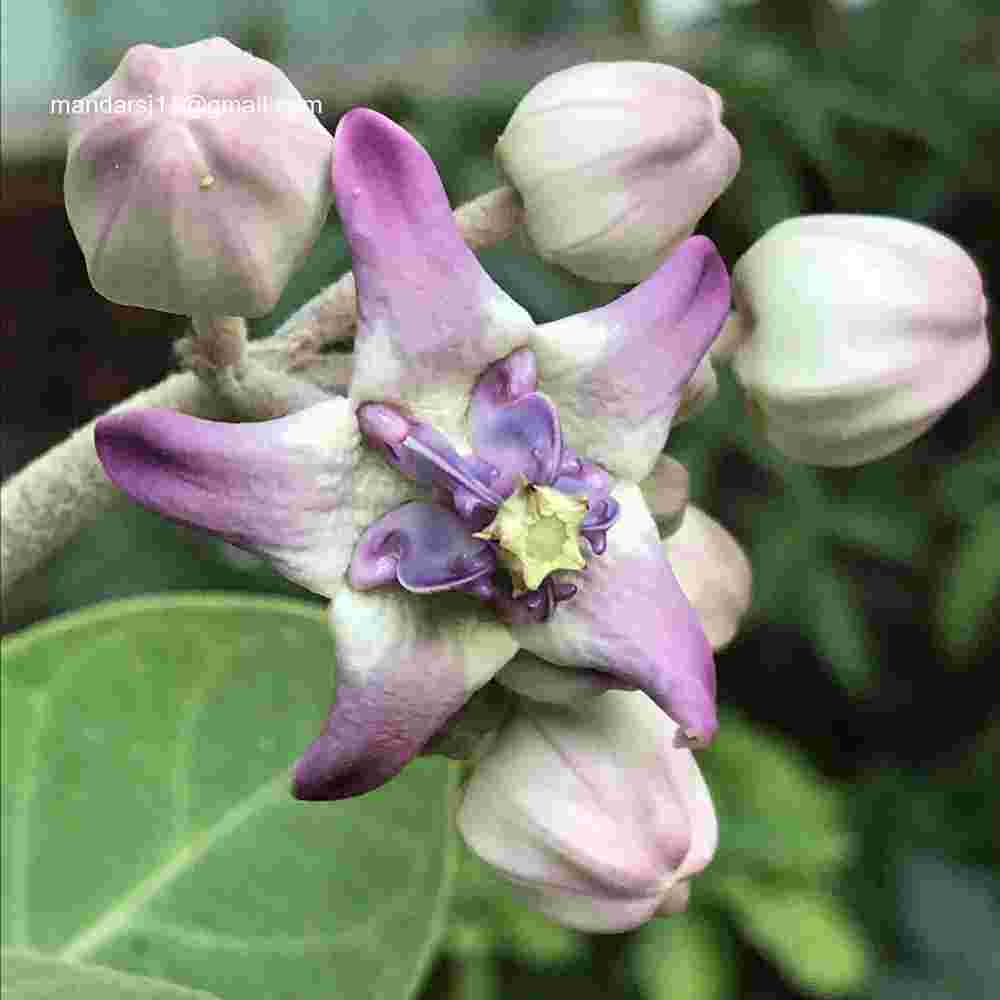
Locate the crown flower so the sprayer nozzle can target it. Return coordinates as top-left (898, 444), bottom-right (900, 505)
top-left (496, 61), bottom-right (741, 283)
top-left (64, 38), bottom-right (334, 317)
top-left (95, 109), bottom-right (732, 811)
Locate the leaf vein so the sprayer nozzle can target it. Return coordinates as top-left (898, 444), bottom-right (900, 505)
top-left (57, 772), bottom-right (288, 962)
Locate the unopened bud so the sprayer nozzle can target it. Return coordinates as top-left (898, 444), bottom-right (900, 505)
top-left (496, 62), bottom-right (740, 283)
top-left (65, 38), bottom-right (334, 316)
top-left (457, 690), bottom-right (718, 932)
top-left (727, 215), bottom-right (990, 466)
top-left (664, 505), bottom-right (752, 650)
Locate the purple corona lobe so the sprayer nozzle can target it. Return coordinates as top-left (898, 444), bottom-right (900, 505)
top-left (352, 350), bottom-right (621, 623)
top-left (349, 501), bottom-right (497, 593)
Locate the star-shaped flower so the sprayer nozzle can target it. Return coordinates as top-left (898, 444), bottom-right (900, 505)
top-left (95, 108), bottom-right (731, 803)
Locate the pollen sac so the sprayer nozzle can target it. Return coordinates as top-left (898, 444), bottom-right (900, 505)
top-left (64, 38), bottom-right (334, 317)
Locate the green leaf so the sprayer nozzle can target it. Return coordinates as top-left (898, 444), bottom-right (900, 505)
top-left (709, 874), bottom-right (873, 997)
top-left (828, 503), bottom-right (925, 567)
top-left (698, 710), bottom-right (852, 878)
top-left (39, 503), bottom-right (312, 618)
top-left (936, 505), bottom-right (1000, 664)
top-left (742, 501), bottom-right (819, 624)
top-left (1, 948), bottom-right (221, 999)
top-left (898, 852), bottom-right (1000, 986)
top-left (2, 594), bottom-right (457, 1000)
top-left (801, 559), bottom-right (877, 695)
top-left (718, 121), bottom-right (806, 238)
top-left (936, 429), bottom-right (1000, 523)
top-left (631, 910), bottom-right (738, 1000)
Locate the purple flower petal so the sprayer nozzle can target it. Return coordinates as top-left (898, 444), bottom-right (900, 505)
top-left (470, 350), bottom-right (564, 495)
top-left (358, 403), bottom-right (503, 511)
top-left (532, 236), bottom-right (730, 481)
top-left (511, 484), bottom-right (717, 748)
top-left (550, 448), bottom-right (619, 535)
top-left (492, 575), bottom-right (556, 626)
top-left (349, 501), bottom-right (497, 593)
top-left (334, 109), bottom-right (533, 423)
top-left (551, 448), bottom-right (612, 498)
top-left (293, 587), bottom-right (517, 800)
top-left (94, 400), bottom-right (358, 596)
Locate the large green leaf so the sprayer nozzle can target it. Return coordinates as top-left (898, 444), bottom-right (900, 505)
top-left (2, 594), bottom-right (457, 1000)
top-left (1, 949), bottom-right (221, 999)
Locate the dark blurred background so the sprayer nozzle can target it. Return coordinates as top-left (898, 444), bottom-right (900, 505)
top-left (3, 1), bottom-right (998, 997)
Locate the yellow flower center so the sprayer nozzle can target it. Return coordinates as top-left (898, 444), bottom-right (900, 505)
top-left (474, 478), bottom-right (588, 594)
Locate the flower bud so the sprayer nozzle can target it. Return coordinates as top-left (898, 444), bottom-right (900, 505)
top-left (65, 38), bottom-right (334, 317)
top-left (664, 505), bottom-right (752, 650)
top-left (640, 454), bottom-right (690, 537)
top-left (457, 690), bottom-right (718, 933)
top-left (496, 61), bottom-right (740, 283)
top-left (727, 215), bottom-right (991, 466)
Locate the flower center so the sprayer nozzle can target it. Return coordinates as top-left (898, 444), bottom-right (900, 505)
top-left (475, 478), bottom-right (588, 594)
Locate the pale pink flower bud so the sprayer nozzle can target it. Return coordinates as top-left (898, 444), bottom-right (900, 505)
top-left (727, 215), bottom-right (991, 466)
top-left (496, 61), bottom-right (740, 283)
top-left (65, 38), bottom-right (334, 316)
top-left (664, 505), bottom-right (752, 650)
top-left (457, 690), bottom-right (718, 933)
top-left (640, 454), bottom-right (690, 537)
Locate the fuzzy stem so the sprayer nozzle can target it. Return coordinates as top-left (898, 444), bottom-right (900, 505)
top-left (1, 185), bottom-right (525, 595)
top-left (1, 374), bottom-right (230, 596)
top-left (179, 314), bottom-right (329, 419)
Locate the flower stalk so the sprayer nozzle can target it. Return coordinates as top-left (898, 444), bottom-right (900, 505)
top-left (0, 186), bottom-right (527, 596)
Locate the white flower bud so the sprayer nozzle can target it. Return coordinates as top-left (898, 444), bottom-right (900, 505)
top-left (65, 38), bottom-right (334, 317)
top-left (640, 454), bottom-right (690, 537)
top-left (728, 215), bottom-right (990, 466)
top-left (457, 691), bottom-right (718, 932)
top-left (664, 505), bottom-right (752, 650)
top-left (496, 61), bottom-right (740, 283)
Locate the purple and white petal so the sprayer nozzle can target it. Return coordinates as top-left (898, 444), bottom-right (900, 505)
top-left (470, 351), bottom-right (564, 496)
top-left (95, 399), bottom-right (359, 597)
top-left (358, 403), bottom-right (503, 513)
top-left (334, 109), bottom-right (534, 436)
top-left (349, 500), bottom-right (497, 593)
top-left (511, 483), bottom-right (717, 748)
top-left (293, 587), bottom-right (517, 800)
top-left (531, 237), bottom-right (730, 481)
